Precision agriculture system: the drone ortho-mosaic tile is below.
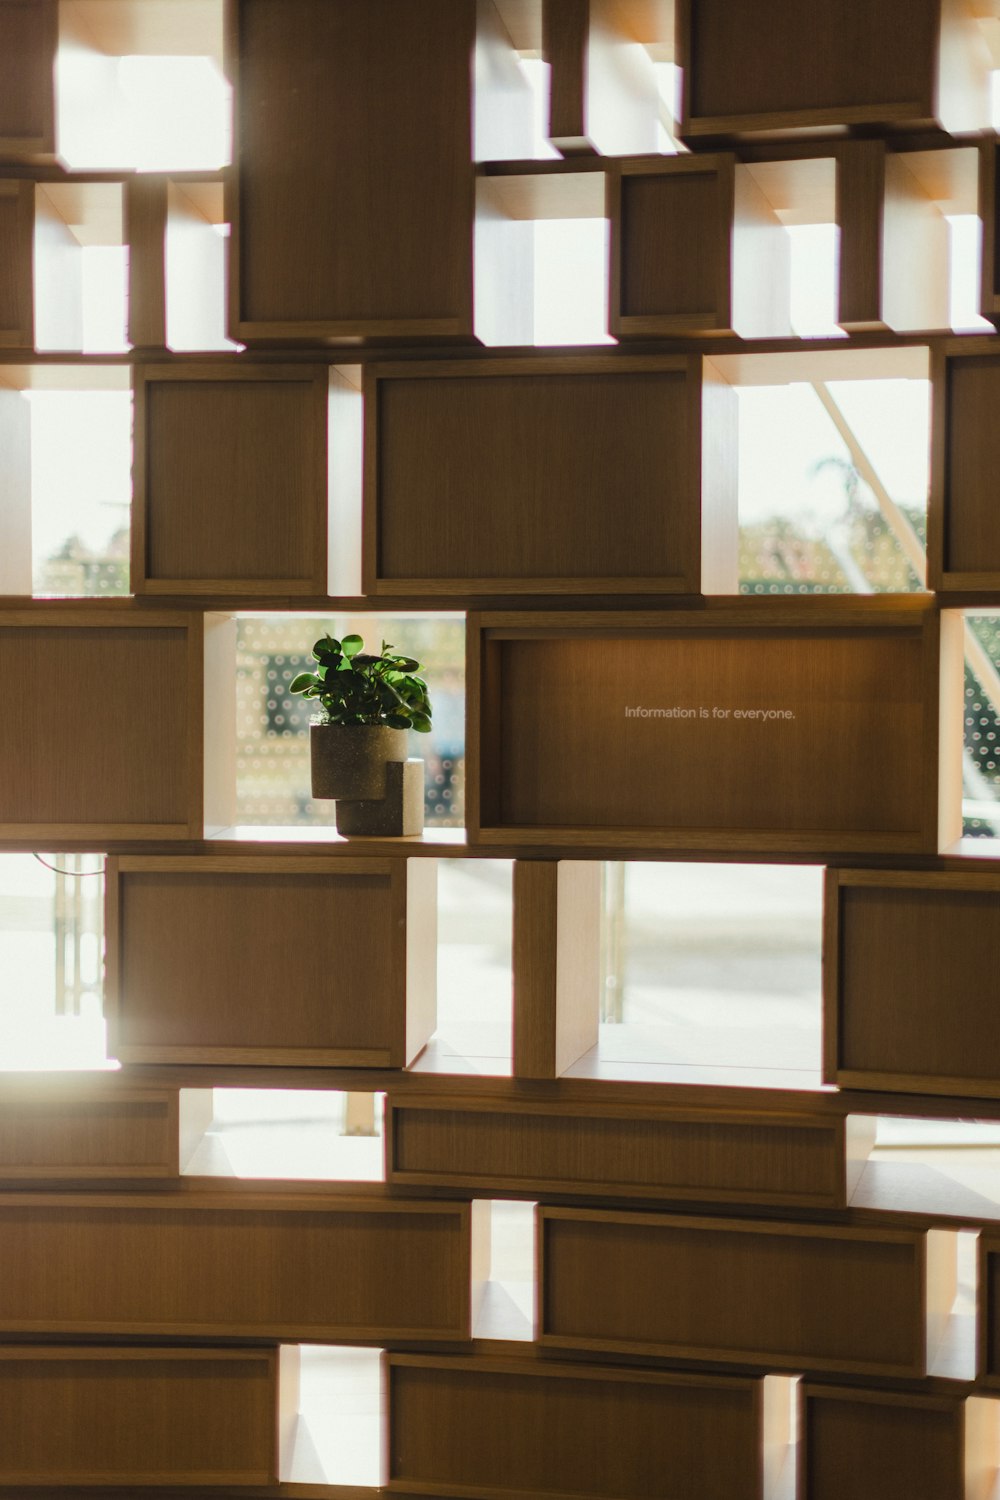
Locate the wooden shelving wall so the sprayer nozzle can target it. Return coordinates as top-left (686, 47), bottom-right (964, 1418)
top-left (3, 0), bottom-right (1000, 1492)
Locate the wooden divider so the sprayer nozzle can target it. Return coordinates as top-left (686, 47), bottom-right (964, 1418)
top-left (930, 349), bottom-right (1000, 591)
top-left (386, 1353), bottom-right (765, 1499)
top-left (0, 1080), bottom-right (179, 1181)
top-left (365, 356), bottom-right (705, 595)
top-left (0, 1347), bottom-right (286, 1488)
top-left (468, 604), bottom-right (949, 853)
top-left (0, 1190), bottom-right (480, 1341)
top-left (0, 611), bottom-right (203, 841)
top-left (538, 1206), bottom-right (943, 1376)
top-left (825, 870), bottom-right (1000, 1098)
top-left (979, 1235), bottom-right (1000, 1387)
top-left (106, 856), bottom-right (436, 1068)
top-left (387, 1095), bottom-right (868, 1209)
top-left (0, 179), bottom-right (32, 346)
top-left (799, 1384), bottom-right (967, 1500)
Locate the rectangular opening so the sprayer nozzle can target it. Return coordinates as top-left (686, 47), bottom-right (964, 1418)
top-left (708, 347), bottom-right (931, 596)
top-left (850, 1116), bottom-right (1000, 1223)
top-left (179, 1089), bottom-right (386, 1181)
top-left (472, 1199), bottom-right (536, 1342)
top-left (883, 147), bottom-right (991, 334)
top-left (283, 1345), bottom-right (385, 1488)
top-left (218, 612), bottom-right (465, 838)
top-left (165, 178), bottom-right (237, 351)
top-left (563, 861), bottom-right (824, 1090)
top-left (735, 157), bottom-right (838, 340)
top-left (959, 612), bottom-right (1000, 849)
top-left (0, 852), bottom-right (114, 1072)
top-left (34, 183), bottom-right (128, 352)
top-left (762, 1374), bottom-right (799, 1500)
top-left (475, 172), bottom-right (614, 346)
top-left (57, 0), bottom-right (230, 171)
top-left (411, 858), bottom-right (513, 1078)
top-left (925, 1228), bottom-right (975, 1382)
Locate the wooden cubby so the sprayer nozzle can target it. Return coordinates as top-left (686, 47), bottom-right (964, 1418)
top-left (0, 1079), bottom-right (181, 1181)
top-left (132, 363), bottom-right (329, 596)
top-left (0, 1346), bottom-right (287, 1487)
top-left (387, 1094), bottom-right (868, 1209)
top-left (386, 1353), bottom-right (765, 1500)
top-left (930, 350), bottom-right (1000, 591)
top-left (826, 870), bottom-right (1000, 1099)
top-left (0, 1189), bottom-right (482, 1341)
top-left (0, 0), bottom-right (56, 159)
top-left (799, 1384), bottom-right (968, 1500)
top-left (543, 0), bottom-right (662, 157)
top-left (0, 179), bottom-right (32, 346)
top-left (106, 855), bottom-right (436, 1068)
top-left (468, 603), bottom-right (952, 854)
top-left (677, 0), bottom-right (993, 141)
top-left (0, 609), bottom-right (203, 841)
top-left (538, 1205), bottom-right (952, 1377)
top-left (126, 176), bottom-right (230, 352)
top-left (365, 356), bottom-right (710, 596)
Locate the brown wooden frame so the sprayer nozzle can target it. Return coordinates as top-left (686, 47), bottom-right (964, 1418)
top-left (0, 1080), bottom-right (181, 1182)
top-left (797, 1383), bottom-right (966, 1500)
top-left (928, 348), bottom-right (1000, 592)
top-left (0, 178), bottom-right (33, 347)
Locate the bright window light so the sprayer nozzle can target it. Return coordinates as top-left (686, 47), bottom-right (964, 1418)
top-left (947, 214), bottom-right (994, 333)
top-left (81, 246), bottom-right (129, 352)
top-left (786, 223), bottom-right (843, 339)
top-left (533, 219), bottom-right (615, 345)
top-left (517, 57), bottom-right (559, 159)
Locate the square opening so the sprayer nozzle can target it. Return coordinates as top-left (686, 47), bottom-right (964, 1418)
top-left (180, 1089), bottom-right (386, 1181)
top-left (883, 148), bottom-right (991, 334)
top-left (283, 1345), bottom-right (384, 1488)
top-left (57, 0), bottom-right (230, 171)
top-left (35, 183), bottom-right (128, 352)
top-left (410, 859), bottom-right (514, 1078)
top-left (707, 347), bottom-right (931, 596)
top-left (0, 852), bottom-right (113, 1071)
top-left (563, 861), bottom-right (824, 1090)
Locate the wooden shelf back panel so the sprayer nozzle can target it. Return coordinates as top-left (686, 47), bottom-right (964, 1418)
top-left (108, 857), bottom-right (420, 1067)
top-left (0, 0), bottom-right (56, 156)
top-left (386, 1355), bottom-right (763, 1500)
top-left (369, 359), bottom-right (700, 593)
top-left (539, 1207), bottom-right (927, 1376)
top-left (0, 1347), bottom-right (278, 1487)
top-left (934, 354), bottom-right (1000, 588)
top-left (800, 1385), bottom-right (964, 1500)
top-left (0, 179), bottom-right (32, 346)
top-left (134, 365), bottom-right (329, 594)
top-left (0, 1192), bottom-right (471, 1340)
top-left (828, 871), bottom-right (1000, 1097)
top-left (0, 613), bottom-right (202, 839)
top-left (0, 1086), bottom-right (178, 1180)
top-left (231, 0), bottom-right (475, 338)
top-left (611, 159), bottom-right (733, 335)
top-left (471, 609), bottom-right (939, 852)
top-left (980, 1236), bottom-right (1000, 1385)
top-left (388, 1097), bottom-right (847, 1208)
top-left (680, 0), bottom-right (940, 137)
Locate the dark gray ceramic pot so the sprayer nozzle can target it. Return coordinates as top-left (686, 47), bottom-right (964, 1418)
top-left (310, 724), bottom-right (408, 801)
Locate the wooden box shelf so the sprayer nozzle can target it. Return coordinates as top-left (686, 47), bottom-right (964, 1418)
top-left (387, 1095), bottom-right (866, 1209)
top-left (0, 0), bottom-right (56, 159)
top-left (0, 1346), bottom-right (285, 1488)
top-left (106, 856), bottom-right (436, 1068)
top-left (0, 179), bottom-right (32, 346)
top-left (0, 1189), bottom-right (479, 1341)
top-left (0, 1080), bottom-right (180, 1181)
top-left (678, 0), bottom-right (992, 141)
top-left (386, 1353), bottom-right (765, 1500)
top-left (930, 350), bottom-right (1000, 591)
top-left (0, 610), bottom-right (203, 841)
top-left (825, 870), bottom-right (1000, 1099)
top-left (538, 1206), bottom-right (945, 1377)
top-left (467, 604), bottom-right (949, 854)
top-left (132, 363), bottom-right (329, 596)
top-left (365, 356), bottom-right (707, 596)
top-left (799, 1384), bottom-right (966, 1500)
top-left (229, 0), bottom-right (476, 341)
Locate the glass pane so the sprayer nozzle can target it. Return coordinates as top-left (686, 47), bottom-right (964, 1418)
top-left (963, 614), bottom-right (1000, 840)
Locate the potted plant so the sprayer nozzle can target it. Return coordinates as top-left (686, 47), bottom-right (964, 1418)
top-left (290, 633), bottom-right (433, 801)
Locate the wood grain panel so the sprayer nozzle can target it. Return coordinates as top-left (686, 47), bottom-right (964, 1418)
top-left (980, 1236), bottom-right (1000, 1385)
top-left (0, 180), bottom-right (32, 345)
top-left (934, 354), bottom-right (1000, 588)
top-left (680, 0), bottom-right (939, 136)
top-left (0, 1347), bottom-right (277, 1486)
top-left (828, 871), bottom-right (1000, 1097)
top-left (386, 1355), bottom-right (763, 1499)
top-left (231, 0), bottom-right (474, 338)
top-left (611, 158), bottom-right (733, 335)
top-left (800, 1385), bottom-right (964, 1500)
top-left (0, 1191), bottom-right (471, 1340)
top-left (0, 613), bottom-right (202, 839)
top-left (125, 178), bottom-right (167, 350)
top-left (368, 359), bottom-right (700, 593)
top-left (540, 1207), bottom-right (928, 1376)
top-left (837, 141), bottom-right (886, 332)
top-left (0, 0), bottom-right (56, 155)
top-left (543, 0), bottom-right (590, 152)
top-left (108, 856), bottom-right (429, 1067)
top-left (134, 365), bottom-right (328, 594)
top-left (388, 1097), bottom-right (848, 1207)
top-left (470, 608), bottom-right (939, 852)
top-left (0, 1085), bottom-right (177, 1181)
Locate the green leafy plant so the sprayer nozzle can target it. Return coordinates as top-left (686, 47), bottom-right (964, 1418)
top-left (289, 634), bottom-right (433, 732)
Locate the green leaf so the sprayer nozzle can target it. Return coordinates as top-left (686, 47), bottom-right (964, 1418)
top-left (289, 672), bottom-right (318, 693)
top-left (410, 714), bottom-right (432, 733)
top-left (341, 634), bottom-right (364, 656)
top-left (393, 656), bottom-right (420, 673)
top-left (385, 712), bottom-right (411, 729)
